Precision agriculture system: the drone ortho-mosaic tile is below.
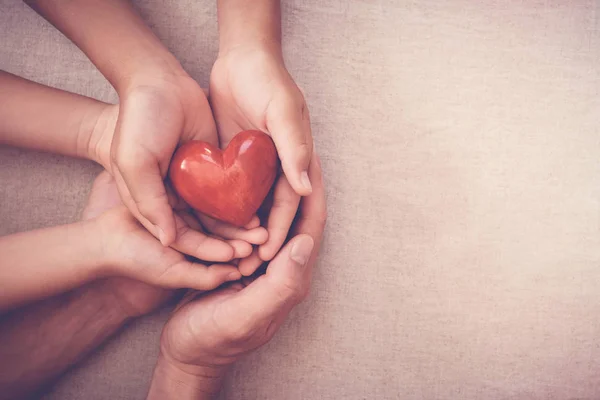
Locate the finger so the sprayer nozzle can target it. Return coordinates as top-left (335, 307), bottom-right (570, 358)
top-left (238, 249), bottom-right (265, 276)
top-left (244, 215), bottom-right (261, 229)
top-left (178, 209), bottom-right (204, 231)
top-left (153, 261), bottom-right (241, 291)
top-left (222, 234), bottom-right (315, 326)
top-left (291, 151), bottom-right (327, 241)
top-left (258, 175), bottom-right (300, 261)
top-left (209, 153), bottom-right (326, 341)
top-left (288, 151), bottom-right (327, 278)
top-left (265, 90), bottom-right (313, 196)
top-left (228, 239), bottom-right (253, 259)
top-left (112, 155), bottom-right (176, 247)
top-left (196, 213), bottom-right (268, 244)
top-left (112, 168), bottom-right (169, 240)
top-left (172, 213), bottom-right (235, 262)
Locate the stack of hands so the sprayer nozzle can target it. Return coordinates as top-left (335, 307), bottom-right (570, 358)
top-left (0, 0), bottom-right (326, 398)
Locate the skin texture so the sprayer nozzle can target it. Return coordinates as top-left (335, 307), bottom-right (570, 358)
top-left (169, 130), bottom-right (278, 227)
top-left (147, 152), bottom-right (327, 400)
top-left (212, 0), bottom-right (315, 275)
top-left (0, 71), bottom-right (271, 312)
top-left (0, 171), bottom-right (245, 312)
top-left (25, 0), bottom-right (220, 246)
top-left (26, 0), bottom-right (305, 266)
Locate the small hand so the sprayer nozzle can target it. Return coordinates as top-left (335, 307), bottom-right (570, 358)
top-left (84, 172), bottom-right (243, 313)
top-left (81, 171), bottom-right (169, 317)
top-left (210, 44), bottom-right (314, 275)
top-left (89, 98), bottom-right (268, 260)
top-left (151, 153), bottom-right (326, 394)
top-left (90, 65), bottom-right (246, 250)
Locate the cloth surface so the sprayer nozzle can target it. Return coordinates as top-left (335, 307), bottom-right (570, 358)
top-left (1, 0), bottom-right (599, 398)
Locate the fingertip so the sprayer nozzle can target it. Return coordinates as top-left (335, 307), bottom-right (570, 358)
top-left (289, 234), bottom-right (314, 265)
top-left (227, 270), bottom-right (242, 281)
top-left (228, 240), bottom-right (253, 259)
top-left (244, 215), bottom-right (261, 229)
top-left (248, 227), bottom-right (269, 245)
top-left (239, 251), bottom-right (264, 276)
top-left (202, 239), bottom-right (236, 262)
top-left (258, 243), bottom-right (277, 262)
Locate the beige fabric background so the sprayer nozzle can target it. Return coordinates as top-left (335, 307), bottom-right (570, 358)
top-left (1, 0), bottom-right (600, 399)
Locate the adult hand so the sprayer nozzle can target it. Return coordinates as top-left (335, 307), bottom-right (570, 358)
top-left (210, 43), bottom-right (313, 275)
top-left (146, 152), bottom-right (326, 399)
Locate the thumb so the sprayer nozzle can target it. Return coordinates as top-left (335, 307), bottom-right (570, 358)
top-left (266, 92), bottom-right (314, 196)
top-left (224, 234), bottom-right (315, 325)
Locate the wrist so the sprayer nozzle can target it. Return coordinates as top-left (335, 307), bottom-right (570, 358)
top-left (217, 0), bottom-right (282, 57)
top-left (84, 104), bottom-right (118, 171)
top-left (147, 352), bottom-right (228, 400)
top-left (219, 36), bottom-right (282, 59)
top-left (116, 54), bottom-right (188, 95)
top-left (82, 215), bottom-right (114, 279)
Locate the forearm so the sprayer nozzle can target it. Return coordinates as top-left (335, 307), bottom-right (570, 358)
top-left (217, 0), bottom-right (281, 54)
top-left (0, 281), bottom-right (130, 400)
top-left (147, 353), bottom-right (226, 400)
top-left (25, 0), bottom-right (184, 92)
top-left (0, 71), bottom-right (107, 161)
top-left (0, 219), bottom-right (105, 311)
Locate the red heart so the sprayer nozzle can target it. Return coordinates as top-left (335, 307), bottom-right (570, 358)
top-left (169, 130), bottom-right (278, 227)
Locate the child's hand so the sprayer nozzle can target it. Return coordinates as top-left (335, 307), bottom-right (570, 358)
top-left (87, 101), bottom-right (269, 258)
top-left (86, 172), bottom-right (243, 294)
top-left (210, 43), bottom-right (314, 275)
top-left (81, 171), bottom-right (171, 317)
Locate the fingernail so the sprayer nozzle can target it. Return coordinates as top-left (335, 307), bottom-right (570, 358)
top-left (290, 235), bottom-right (314, 266)
top-left (228, 272), bottom-right (241, 281)
top-left (300, 171), bottom-right (312, 193)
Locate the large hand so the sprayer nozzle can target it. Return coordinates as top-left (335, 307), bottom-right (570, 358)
top-left (147, 153), bottom-right (326, 399)
top-left (210, 44), bottom-right (314, 275)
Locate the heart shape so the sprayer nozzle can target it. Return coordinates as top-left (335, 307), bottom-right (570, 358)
top-left (169, 130), bottom-right (278, 227)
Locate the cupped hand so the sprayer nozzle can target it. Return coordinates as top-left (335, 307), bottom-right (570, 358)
top-left (109, 71), bottom-right (215, 246)
top-left (210, 44), bottom-right (314, 274)
top-left (154, 152), bottom-right (326, 388)
top-left (85, 172), bottom-right (244, 306)
top-left (81, 171), bottom-right (169, 317)
top-left (89, 87), bottom-right (268, 259)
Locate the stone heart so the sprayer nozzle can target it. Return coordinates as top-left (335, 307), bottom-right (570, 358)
top-left (169, 130), bottom-right (278, 227)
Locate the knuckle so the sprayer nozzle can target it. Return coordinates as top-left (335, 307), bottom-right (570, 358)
top-left (152, 261), bottom-right (178, 288)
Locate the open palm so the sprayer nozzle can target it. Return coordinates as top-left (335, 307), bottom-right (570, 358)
top-left (210, 45), bottom-right (314, 276)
